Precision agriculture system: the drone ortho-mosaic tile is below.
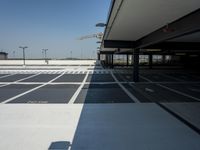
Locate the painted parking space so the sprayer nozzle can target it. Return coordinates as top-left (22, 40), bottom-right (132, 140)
top-left (75, 84), bottom-right (134, 103)
top-left (140, 73), bottom-right (181, 82)
top-left (166, 72), bottom-right (200, 82)
top-left (161, 83), bottom-right (200, 99)
top-left (9, 84), bottom-right (80, 103)
top-left (86, 74), bottom-right (115, 82)
top-left (53, 74), bottom-right (85, 82)
top-left (20, 74), bottom-right (59, 82)
top-left (0, 74), bottom-right (34, 82)
top-left (0, 84), bottom-right (39, 103)
top-left (124, 83), bottom-right (198, 103)
top-left (0, 74), bottom-right (8, 77)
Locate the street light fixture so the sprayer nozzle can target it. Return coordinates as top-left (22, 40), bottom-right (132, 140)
top-left (96, 23), bottom-right (107, 27)
top-left (42, 49), bottom-right (48, 64)
top-left (19, 46), bottom-right (28, 66)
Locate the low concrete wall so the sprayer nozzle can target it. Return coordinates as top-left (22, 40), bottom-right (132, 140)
top-left (0, 60), bottom-right (97, 65)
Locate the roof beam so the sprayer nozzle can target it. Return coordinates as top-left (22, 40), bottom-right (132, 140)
top-left (104, 40), bottom-right (136, 48)
top-left (135, 9), bottom-right (200, 48)
top-left (146, 42), bottom-right (200, 50)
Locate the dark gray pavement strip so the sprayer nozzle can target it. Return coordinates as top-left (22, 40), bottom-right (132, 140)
top-left (162, 102), bottom-right (200, 131)
top-left (9, 84), bottom-right (80, 104)
top-left (165, 72), bottom-right (200, 82)
top-left (114, 73), bottom-right (148, 82)
top-left (127, 83), bottom-right (197, 103)
top-left (0, 74), bottom-right (34, 82)
top-left (140, 73), bottom-right (181, 82)
top-left (74, 84), bottom-right (133, 103)
top-left (0, 74), bottom-right (8, 77)
top-left (0, 84), bottom-right (39, 103)
top-left (86, 74), bottom-right (115, 82)
top-left (53, 74), bottom-right (86, 82)
top-left (71, 104), bottom-right (200, 150)
top-left (161, 83), bottom-right (200, 99)
top-left (21, 74), bottom-right (59, 82)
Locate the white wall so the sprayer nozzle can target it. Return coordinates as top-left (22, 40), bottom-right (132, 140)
top-left (0, 60), bottom-right (97, 65)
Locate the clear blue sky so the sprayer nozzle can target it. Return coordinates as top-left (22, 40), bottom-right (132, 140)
top-left (0, 0), bottom-right (110, 59)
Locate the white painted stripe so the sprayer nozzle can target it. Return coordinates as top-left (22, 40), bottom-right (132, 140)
top-left (14, 73), bottom-right (41, 82)
top-left (139, 75), bottom-right (153, 82)
top-left (0, 74), bottom-right (16, 79)
top-left (1, 71), bottom-right (66, 104)
top-left (159, 73), bottom-right (184, 82)
top-left (111, 71), bottom-right (140, 103)
top-left (68, 72), bottom-right (89, 104)
top-left (0, 73), bottom-right (40, 88)
top-left (157, 84), bottom-right (200, 102)
top-left (140, 75), bottom-right (200, 102)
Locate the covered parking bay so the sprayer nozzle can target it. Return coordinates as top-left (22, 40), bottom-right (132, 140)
top-left (99, 0), bottom-right (200, 82)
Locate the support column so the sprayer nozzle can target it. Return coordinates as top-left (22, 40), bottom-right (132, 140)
top-left (133, 49), bottom-right (139, 82)
top-left (149, 54), bottom-right (153, 69)
top-left (127, 54), bottom-right (129, 66)
top-left (111, 54), bottom-right (114, 68)
top-left (162, 54), bottom-right (166, 64)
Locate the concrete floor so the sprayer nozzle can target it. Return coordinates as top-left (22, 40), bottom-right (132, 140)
top-left (0, 63), bottom-right (200, 150)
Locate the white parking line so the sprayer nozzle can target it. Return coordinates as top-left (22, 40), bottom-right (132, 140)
top-left (140, 75), bottom-right (200, 102)
top-left (0, 73), bottom-right (41, 88)
top-left (157, 84), bottom-right (200, 102)
top-left (159, 73), bottom-right (184, 82)
top-left (0, 74), bottom-right (16, 79)
top-left (1, 71), bottom-right (66, 104)
top-left (139, 75), bottom-right (153, 82)
top-left (111, 71), bottom-right (140, 103)
top-left (68, 72), bottom-right (89, 104)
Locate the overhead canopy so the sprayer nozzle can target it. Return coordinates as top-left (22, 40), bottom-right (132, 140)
top-left (101, 0), bottom-right (200, 52)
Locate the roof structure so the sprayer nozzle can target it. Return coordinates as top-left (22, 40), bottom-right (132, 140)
top-left (101, 0), bottom-right (200, 53)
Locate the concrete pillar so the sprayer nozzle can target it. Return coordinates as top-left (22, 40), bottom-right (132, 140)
top-left (149, 54), bottom-right (153, 69)
top-left (133, 49), bottom-right (139, 82)
top-left (162, 55), bottom-right (166, 64)
top-left (127, 54), bottom-right (129, 66)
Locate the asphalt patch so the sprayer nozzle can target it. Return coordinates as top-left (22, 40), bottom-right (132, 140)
top-left (75, 84), bottom-right (133, 103)
top-left (0, 84), bottom-right (39, 103)
top-left (0, 74), bottom-right (34, 82)
top-left (21, 74), bottom-right (59, 82)
top-left (86, 74), bottom-right (114, 82)
top-left (53, 74), bottom-right (85, 82)
top-left (9, 84), bottom-right (79, 103)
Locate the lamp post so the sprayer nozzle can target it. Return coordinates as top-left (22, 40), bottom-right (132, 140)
top-left (42, 49), bottom-right (48, 64)
top-left (19, 46), bottom-right (28, 66)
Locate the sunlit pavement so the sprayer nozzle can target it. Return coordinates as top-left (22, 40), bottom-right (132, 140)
top-left (0, 61), bottom-right (200, 150)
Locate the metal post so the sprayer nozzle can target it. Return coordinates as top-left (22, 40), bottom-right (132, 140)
top-left (133, 49), bottom-right (139, 82)
top-left (19, 46), bottom-right (28, 66)
top-left (111, 54), bottom-right (114, 68)
top-left (149, 54), bottom-right (153, 69)
top-left (127, 54), bottom-right (129, 66)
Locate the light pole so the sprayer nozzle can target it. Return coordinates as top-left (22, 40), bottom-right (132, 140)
top-left (13, 51), bottom-right (15, 58)
top-left (70, 51), bottom-right (72, 60)
top-left (19, 46), bottom-right (28, 66)
top-left (42, 49), bottom-right (48, 64)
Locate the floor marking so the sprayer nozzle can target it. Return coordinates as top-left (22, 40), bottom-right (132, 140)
top-left (1, 71), bottom-right (66, 104)
top-left (68, 72), bottom-right (89, 104)
top-left (140, 75), bottom-right (200, 102)
top-left (157, 84), bottom-right (200, 102)
top-left (0, 73), bottom-right (41, 88)
top-left (159, 73), bottom-right (184, 82)
top-left (0, 74), bottom-right (16, 79)
top-left (190, 88), bottom-right (200, 92)
top-left (145, 88), bottom-right (154, 93)
top-left (139, 75), bottom-right (153, 82)
top-left (111, 71), bottom-right (140, 103)
top-left (14, 73), bottom-right (41, 82)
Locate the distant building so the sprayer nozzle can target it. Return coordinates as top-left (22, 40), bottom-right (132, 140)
top-left (0, 52), bottom-right (8, 60)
